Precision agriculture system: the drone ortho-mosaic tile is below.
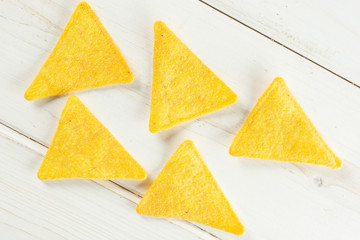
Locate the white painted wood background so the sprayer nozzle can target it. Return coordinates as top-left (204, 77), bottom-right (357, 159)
top-left (0, 0), bottom-right (359, 239)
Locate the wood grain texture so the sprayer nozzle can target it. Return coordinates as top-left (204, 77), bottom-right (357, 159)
top-left (0, 122), bottom-right (218, 240)
top-left (201, 0), bottom-right (360, 86)
top-left (0, 133), bottom-right (204, 240)
top-left (0, 0), bottom-right (360, 239)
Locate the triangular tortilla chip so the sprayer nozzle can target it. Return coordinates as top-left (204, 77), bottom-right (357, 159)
top-left (230, 77), bottom-right (341, 169)
top-left (136, 140), bottom-right (244, 235)
top-left (38, 96), bottom-right (146, 180)
top-left (149, 21), bottom-right (237, 133)
top-left (25, 2), bottom-right (133, 101)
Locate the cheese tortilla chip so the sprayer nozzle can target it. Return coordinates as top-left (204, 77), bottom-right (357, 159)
top-left (25, 2), bottom-right (133, 101)
top-left (137, 140), bottom-right (244, 235)
top-left (38, 96), bottom-right (146, 180)
top-left (149, 21), bottom-right (237, 133)
top-left (230, 77), bottom-right (341, 169)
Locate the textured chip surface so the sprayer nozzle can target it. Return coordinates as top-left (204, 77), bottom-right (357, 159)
top-left (149, 21), bottom-right (237, 133)
top-left (230, 77), bottom-right (341, 169)
top-left (137, 140), bottom-right (244, 235)
top-left (25, 2), bottom-right (133, 101)
top-left (38, 96), bottom-right (147, 180)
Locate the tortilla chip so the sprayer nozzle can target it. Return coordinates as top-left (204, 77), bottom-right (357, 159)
top-left (136, 140), bottom-right (244, 235)
top-left (149, 21), bottom-right (237, 133)
top-left (38, 96), bottom-right (146, 180)
top-left (25, 2), bottom-right (133, 101)
top-left (230, 77), bottom-right (341, 169)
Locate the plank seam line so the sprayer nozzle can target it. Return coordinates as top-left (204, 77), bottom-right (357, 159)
top-left (110, 180), bottom-right (144, 199)
top-left (198, 0), bottom-right (360, 89)
top-left (0, 120), bottom-right (221, 240)
top-left (0, 121), bottom-right (48, 148)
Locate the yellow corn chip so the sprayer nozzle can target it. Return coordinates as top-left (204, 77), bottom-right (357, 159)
top-left (38, 96), bottom-right (146, 180)
top-left (25, 2), bottom-right (133, 101)
top-left (136, 140), bottom-right (244, 235)
top-left (230, 77), bottom-right (341, 169)
top-left (149, 21), bottom-right (237, 133)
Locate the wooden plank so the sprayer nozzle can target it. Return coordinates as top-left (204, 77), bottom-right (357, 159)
top-left (0, 134), bottom-right (205, 240)
top-left (200, 0), bottom-right (360, 86)
top-left (0, 121), bottom-right (219, 240)
top-left (1, 0), bottom-right (360, 239)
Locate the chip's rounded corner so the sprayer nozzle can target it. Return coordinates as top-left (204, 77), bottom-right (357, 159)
top-left (67, 95), bottom-right (78, 100)
top-left (66, 95), bottom-right (80, 104)
top-left (333, 157), bottom-right (343, 169)
top-left (138, 170), bottom-right (148, 181)
top-left (37, 171), bottom-right (46, 181)
top-left (135, 203), bottom-right (143, 215)
top-left (126, 72), bottom-right (135, 84)
top-left (234, 226), bottom-right (245, 236)
top-left (78, 1), bottom-right (91, 9)
top-left (274, 76), bottom-right (284, 82)
top-left (229, 92), bottom-right (238, 105)
top-left (229, 144), bottom-right (237, 156)
top-left (148, 123), bottom-right (159, 134)
top-left (222, 215), bottom-right (245, 235)
top-left (24, 91), bottom-right (34, 101)
top-left (229, 148), bottom-right (243, 158)
top-left (154, 20), bottom-right (165, 29)
top-left (273, 76), bottom-right (286, 86)
top-left (182, 140), bottom-right (194, 146)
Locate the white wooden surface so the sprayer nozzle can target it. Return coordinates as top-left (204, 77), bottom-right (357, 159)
top-left (0, 131), bottom-right (205, 240)
top-left (201, 0), bottom-right (360, 86)
top-left (1, 0), bottom-right (360, 239)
